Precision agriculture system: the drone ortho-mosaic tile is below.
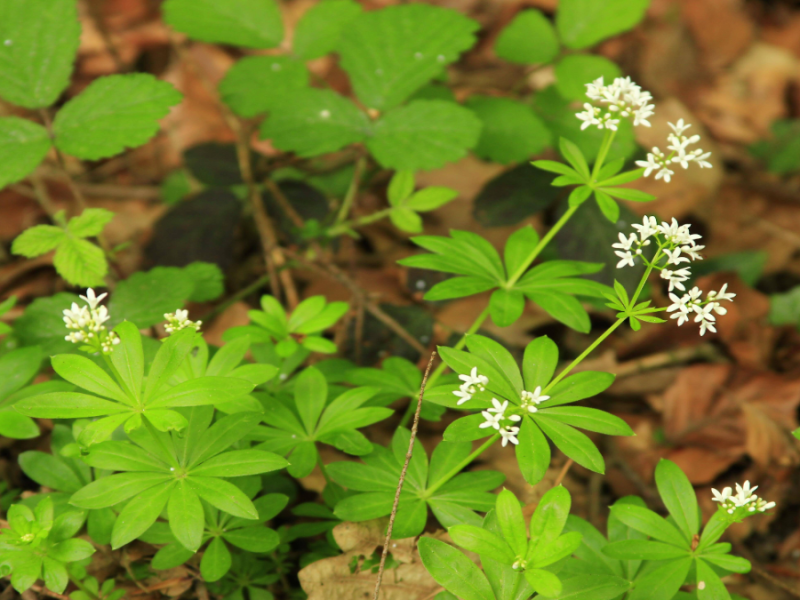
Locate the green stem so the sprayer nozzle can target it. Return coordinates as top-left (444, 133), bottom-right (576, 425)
top-left (425, 433), bottom-right (499, 497)
top-left (544, 318), bottom-right (625, 394)
top-left (334, 156), bottom-right (367, 226)
top-left (317, 450), bottom-right (331, 484)
top-left (506, 205), bottom-right (579, 287)
top-left (629, 248), bottom-right (660, 307)
top-left (421, 306), bottom-right (491, 395)
top-left (327, 207), bottom-right (393, 237)
top-left (591, 129), bottom-right (617, 183)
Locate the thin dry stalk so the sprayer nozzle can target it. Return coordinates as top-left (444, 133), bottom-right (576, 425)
top-left (372, 352), bottom-right (437, 600)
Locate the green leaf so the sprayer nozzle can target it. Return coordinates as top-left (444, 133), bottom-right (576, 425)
top-left (390, 207), bottom-right (423, 233)
top-left (108, 267), bottom-right (195, 328)
top-left (200, 536), bottom-right (232, 582)
top-left (655, 459), bottom-right (698, 542)
top-left (261, 88), bottom-right (369, 157)
top-left (368, 100), bottom-right (482, 171)
top-left (111, 322), bottom-right (144, 402)
top-left (15, 392), bottom-right (128, 419)
top-left (293, 0), bottom-right (362, 60)
top-left (497, 488), bottom-right (527, 557)
top-left (406, 187), bottom-right (458, 212)
top-left (294, 366), bottom-right (328, 434)
top-left (183, 262), bottom-right (224, 302)
top-left (53, 237), bottom-right (107, 287)
top-left (12, 293), bottom-right (79, 354)
top-left (535, 416), bottom-right (604, 473)
top-left (696, 559), bottom-right (731, 600)
top-left (190, 412), bottom-right (261, 467)
top-left (626, 556), bottom-right (692, 600)
top-left (559, 138), bottom-right (591, 180)
top-left (83, 441), bottom-right (168, 472)
top-left (334, 491), bottom-right (394, 522)
top-left (494, 9), bottom-right (559, 65)
top-left (163, 0), bottom-right (283, 48)
top-left (425, 276), bottom-right (496, 301)
top-left (43, 558), bottom-right (68, 594)
top-left (524, 568), bottom-right (562, 597)
top-left (418, 537), bottom-right (495, 600)
top-left (541, 406), bottom-right (634, 436)
top-left (522, 336), bottom-right (558, 391)
top-left (701, 553), bottom-right (751, 574)
top-left (449, 525), bottom-right (515, 564)
top-left (556, 0), bottom-right (650, 50)
top-left (504, 226), bottom-right (540, 281)
top-left (67, 208), bottom-right (115, 238)
top-left (191, 449), bottom-right (287, 477)
top-left (600, 187), bottom-right (655, 203)
top-left (223, 525), bottom-right (279, 552)
top-left (187, 476), bottom-right (258, 519)
top-left (388, 171), bottom-right (415, 206)
top-left (53, 74), bottom-right (182, 160)
top-left (555, 55), bottom-right (622, 101)
top-left (168, 481), bottom-right (204, 552)
top-left (750, 119), bottom-right (800, 175)
top-left (0, 117), bottom-right (51, 188)
top-left (70, 473), bottom-right (171, 509)
top-left (49, 538), bottom-right (94, 563)
top-left (529, 485), bottom-right (571, 551)
top-left (526, 290), bottom-right (590, 333)
top-left (51, 354), bottom-right (130, 405)
top-left (111, 480), bottom-right (173, 548)
top-left (603, 540), bottom-right (689, 560)
top-left (489, 289), bottom-right (525, 327)
top-left (11, 225), bottom-right (64, 258)
top-left (338, 4), bottom-right (478, 110)
top-left (550, 575), bottom-right (632, 600)
top-left (609, 503), bottom-right (687, 549)
top-left (568, 186), bottom-right (592, 208)
top-left (516, 417), bottom-right (550, 485)
top-left (0, 0), bottom-right (80, 108)
top-left (466, 96), bottom-right (550, 164)
top-left (464, 334), bottom-right (523, 392)
top-left (219, 56), bottom-right (309, 118)
top-left (19, 451), bottom-right (83, 493)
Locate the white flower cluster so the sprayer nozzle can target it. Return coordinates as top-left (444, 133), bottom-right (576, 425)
top-left (712, 481), bottom-right (775, 516)
top-left (635, 120), bottom-right (712, 183)
top-left (164, 309), bottom-right (202, 334)
top-left (63, 289), bottom-right (120, 354)
top-left (576, 76), bottom-right (655, 131)
top-left (479, 398), bottom-right (521, 431)
top-left (520, 387), bottom-right (549, 413)
top-left (453, 367), bottom-right (488, 406)
top-left (615, 217), bottom-right (735, 336)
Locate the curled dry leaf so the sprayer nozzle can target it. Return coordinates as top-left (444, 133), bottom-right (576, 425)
top-left (298, 520), bottom-right (439, 600)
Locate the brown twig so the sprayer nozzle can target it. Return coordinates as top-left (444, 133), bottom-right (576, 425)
top-left (553, 458), bottom-right (574, 487)
top-left (373, 352), bottom-right (437, 600)
top-left (168, 36), bottom-right (295, 306)
top-left (30, 585), bottom-right (70, 600)
top-left (265, 178), bottom-right (306, 231)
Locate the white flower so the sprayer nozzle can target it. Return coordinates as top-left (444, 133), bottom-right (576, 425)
top-left (577, 76), bottom-right (654, 131)
top-left (734, 481), bottom-right (758, 505)
top-left (632, 216), bottom-right (659, 241)
top-left (663, 247), bottom-right (689, 266)
top-left (711, 487), bottom-right (732, 503)
top-left (480, 410), bottom-right (504, 430)
top-left (62, 289), bottom-right (118, 354)
top-left (79, 288), bottom-right (107, 310)
top-left (164, 309), bottom-right (202, 334)
top-left (635, 152), bottom-right (663, 178)
top-left (459, 367), bottom-right (488, 393)
top-left (453, 388), bottom-right (473, 406)
top-left (636, 120), bottom-right (712, 182)
top-left (755, 498), bottom-right (776, 512)
top-left (661, 268), bottom-right (691, 292)
top-left (521, 387), bottom-right (550, 413)
top-left (668, 119), bottom-right (691, 137)
top-left (499, 426), bottom-right (520, 447)
top-left (680, 244), bottom-right (704, 261)
top-left (707, 283), bottom-right (736, 303)
top-left (612, 233), bottom-right (636, 252)
top-left (615, 251), bottom-right (635, 269)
